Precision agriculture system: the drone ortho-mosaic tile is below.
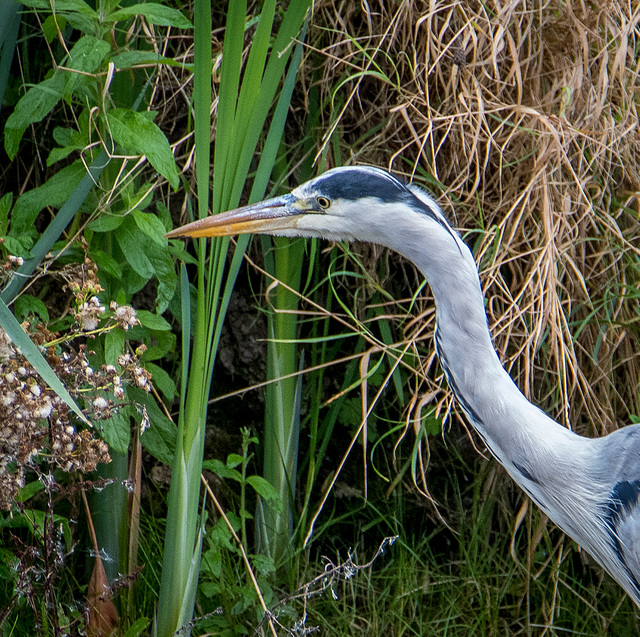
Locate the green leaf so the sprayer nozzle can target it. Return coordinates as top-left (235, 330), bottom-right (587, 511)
top-left (167, 242), bottom-right (198, 266)
top-left (13, 295), bottom-right (49, 322)
top-left (147, 248), bottom-right (177, 313)
top-left (128, 386), bottom-right (176, 465)
top-left (123, 181), bottom-right (154, 213)
top-left (48, 116), bottom-right (89, 165)
top-left (20, 0), bottom-right (97, 15)
top-left (98, 406), bottom-right (130, 454)
top-left (202, 459), bottom-right (242, 482)
top-left (42, 14), bottom-right (67, 43)
top-left (87, 213), bottom-right (126, 232)
top-left (10, 161), bottom-right (86, 238)
top-left (201, 548), bottom-right (222, 578)
top-left (143, 361), bottom-right (176, 400)
top-left (109, 3), bottom-right (193, 29)
top-left (423, 412), bottom-right (442, 437)
top-left (16, 479), bottom-right (45, 503)
top-left (226, 453), bottom-right (244, 469)
top-left (92, 248), bottom-right (123, 278)
top-left (140, 329), bottom-right (175, 361)
top-left (1, 236), bottom-right (31, 257)
top-left (115, 218), bottom-right (154, 279)
top-left (132, 209), bottom-right (168, 245)
top-left (107, 108), bottom-right (179, 188)
top-left (64, 36), bottom-right (111, 98)
top-left (0, 509), bottom-right (72, 551)
top-left (136, 309), bottom-right (171, 331)
top-left (246, 476), bottom-right (281, 507)
top-left (4, 73), bottom-right (65, 158)
top-left (251, 554), bottom-right (275, 575)
top-left (122, 618), bottom-right (151, 637)
top-left (104, 328), bottom-right (125, 366)
top-left (0, 192), bottom-right (14, 235)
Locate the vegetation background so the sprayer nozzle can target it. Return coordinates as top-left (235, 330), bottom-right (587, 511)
top-left (0, 0), bottom-right (639, 635)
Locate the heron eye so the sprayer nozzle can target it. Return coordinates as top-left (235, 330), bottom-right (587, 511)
top-left (316, 196), bottom-right (331, 210)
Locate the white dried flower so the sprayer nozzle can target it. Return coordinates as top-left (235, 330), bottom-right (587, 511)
top-left (30, 384), bottom-right (41, 397)
top-left (93, 396), bottom-right (108, 410)
top-left (34, 402), bottom-right (52, 419)
top-left (114, 305), bottom-right (138, 329)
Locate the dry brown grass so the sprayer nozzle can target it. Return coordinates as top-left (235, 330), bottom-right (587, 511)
top-left (302, 0), bottom-right (640, 440)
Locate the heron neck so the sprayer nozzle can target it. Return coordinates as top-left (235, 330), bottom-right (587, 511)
top-left (389, 224), bottom-right (556, 450)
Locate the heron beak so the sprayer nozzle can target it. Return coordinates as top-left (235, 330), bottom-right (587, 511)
top-left (164, 193), bottom-right (313, 239)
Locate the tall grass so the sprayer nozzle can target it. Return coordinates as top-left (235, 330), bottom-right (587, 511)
top-left (156, 1), bottom-right (310, 633)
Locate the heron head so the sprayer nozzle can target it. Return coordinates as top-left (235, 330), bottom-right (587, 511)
top-left (164, 166), bottom-right (446, 245)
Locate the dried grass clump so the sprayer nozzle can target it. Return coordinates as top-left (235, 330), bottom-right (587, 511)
top-left (306, 0), bottom-right (640, 436)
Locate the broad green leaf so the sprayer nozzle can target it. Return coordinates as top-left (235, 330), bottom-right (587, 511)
top-left (20, 0), bottom-right (96, 15)
top-left (251, 554), bottom-right (276, 575)
top-left (92, 248), bottom-right (123, 278)
top-left (20, 0), bottom-right (98, 32)
top-left (104, 328), bottom-right (125, 366)
top-left (143, 361), bottom-right (176, 400)
top-left (0, 509), bottom-right (72, 550)
top-left (155, 202), bottom-right (172, 230)
top-left (98, 406), bottom-right (131, 454)
top-left (1, 236), bottom-right (31, 257)
top-left (122, 618), bottom-right (151, 637)
top-left (201, 548), bottom-right (222, 578)
top-left (0, 298), bottom-right (89, 425)
top-left (48, 111), bottom-right (90, 165)
top-left (4, 73), bottom-right (65, 158)
top-left (16, 480), bottom-right (45, 503)
top-left (63, 36), bottom-right (111, 98)
top-left (124, 181), bottom-right (154, 213)
top-left (10, 161), bottom-right (86, 238)
top-left (202, 459), bottom-right (242, 482)
top-left (47, 145), bottom-right (78, 165)
top-left (107, 108), bottom-right (180, 188)
top-left (0, 192), bottom-right (13, 234)
top-left (226, 453), bottom-right (244, 469)
top-left (114, 218), bottom-right (154, 279)
top-left (129, 386), bottom-right (176, 465)
top-left (246, 475), bottom-right (281, 507)
top-left (132, 209), bottom-right (167, 245)
top-left (14, 295), bottom-right (49, 322)
top-left (136, 309), bottom-right (171, 331)
top-left (167, 243), bottom-right (198, 266)
top-left (147, 248), bottom-right (177, 313)
top-left (87, 213), bottom-right (126, 232)
top-left (109, 3), bottom-right (193, 29)
top-left (42, 14), bottom-right (67, 43)
top-left (140, 329), bottom-right (175, 361)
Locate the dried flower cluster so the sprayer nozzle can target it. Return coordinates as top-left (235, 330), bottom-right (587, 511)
top-left (0, 272), bottom-right (152, 509)
top-left (0, 329), bottom-right (110, 508)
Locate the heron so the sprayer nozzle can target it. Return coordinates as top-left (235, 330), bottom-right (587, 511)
top-left (166, 165), bottom-right (640, 606)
